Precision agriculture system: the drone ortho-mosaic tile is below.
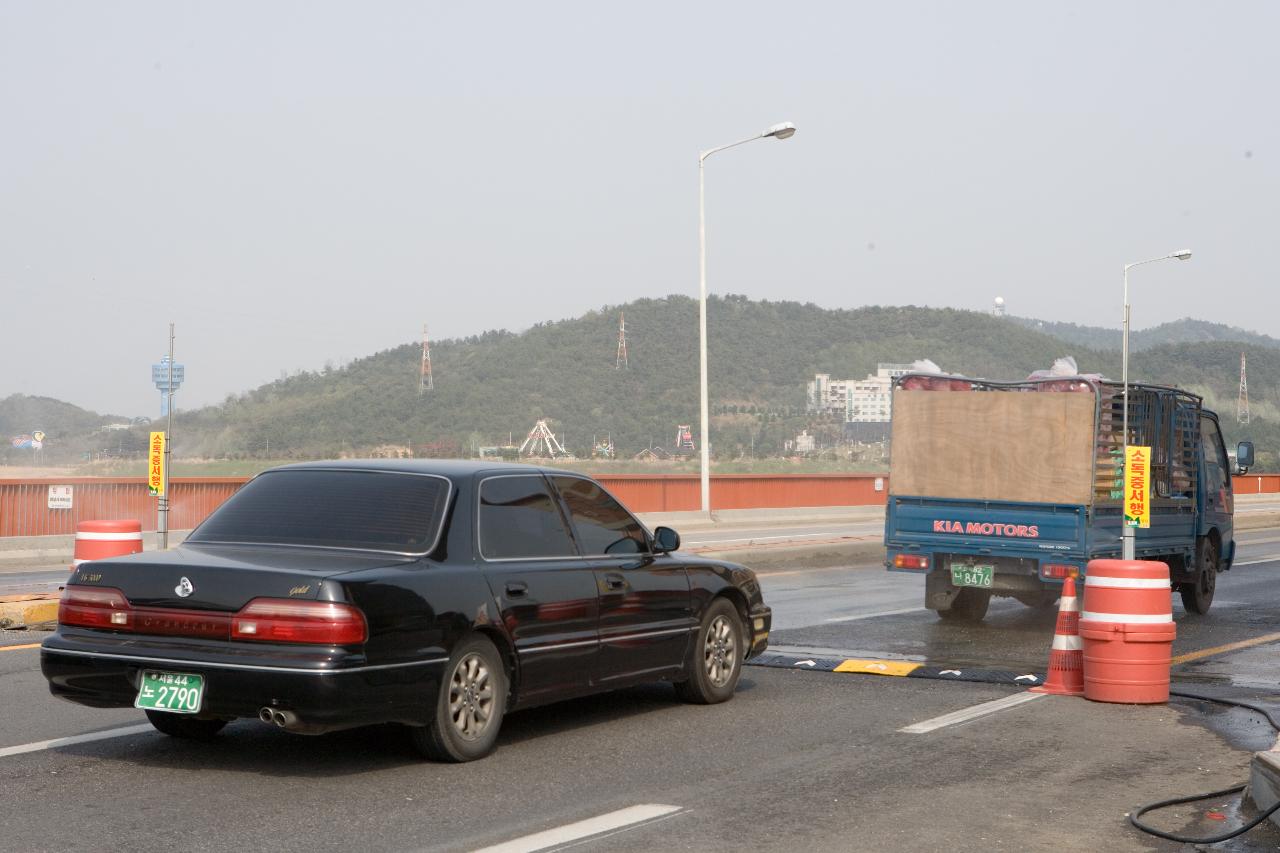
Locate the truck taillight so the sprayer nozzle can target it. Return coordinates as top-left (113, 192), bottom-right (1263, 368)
top-left (231, 599), bottom-right (367, 645)
top-left (1042, 564), bottom-right (1079, 579)
top-left (59, 586), bottom-right (133, 630)
top-left (894, 554), bottom-right (929, 570)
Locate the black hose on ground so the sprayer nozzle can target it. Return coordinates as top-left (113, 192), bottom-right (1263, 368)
top-left (1127, 687), bottom-right (1280, 843)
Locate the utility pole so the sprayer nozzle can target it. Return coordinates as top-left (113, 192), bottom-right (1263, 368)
top-left (160, 323), bottom-right (175, 549)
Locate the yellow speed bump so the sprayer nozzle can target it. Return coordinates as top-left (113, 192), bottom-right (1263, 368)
top-left (834, 659), bottom-right (922, 677)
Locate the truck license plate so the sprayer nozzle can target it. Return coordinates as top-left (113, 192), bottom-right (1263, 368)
top-left (951, 565), bottom-right (994, 588)
top-left (135, 671), bottom-right (204, 714)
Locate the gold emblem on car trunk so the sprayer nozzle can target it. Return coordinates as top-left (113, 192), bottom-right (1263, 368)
top-left (289, 585), bottom-right (311, 596)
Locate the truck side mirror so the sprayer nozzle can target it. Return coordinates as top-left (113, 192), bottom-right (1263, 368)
top-left (1236, 441), bottom-right (1255, 475)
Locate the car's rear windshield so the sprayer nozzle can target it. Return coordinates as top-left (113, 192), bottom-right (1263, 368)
top-left (188, 469), bottom-right (450, 553)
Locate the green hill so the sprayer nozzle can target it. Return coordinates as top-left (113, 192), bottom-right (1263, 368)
top-left (169, 296), bottom-right (1274, 466)
top-left (0, 394), bottom-right (132, 465)
top-left (1009, 316), bottom-right (1280, 353)
top-left (8, 298), bottom-right (1276, 470)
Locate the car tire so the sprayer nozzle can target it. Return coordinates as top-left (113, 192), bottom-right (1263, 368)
top-left (412, 634), bottom-right (507, 763)
top-left (937, 588), bottom-right (991, 622)
top-left (145, 710), bottom-right (227, 741)
top-left (1180, 537), bottom-right (1218, 615)
top-left (675, 597), bottom-right (745, 705)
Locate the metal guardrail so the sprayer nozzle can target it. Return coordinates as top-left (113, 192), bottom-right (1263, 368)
top-left (0, 472), bottom-right (1275, 538)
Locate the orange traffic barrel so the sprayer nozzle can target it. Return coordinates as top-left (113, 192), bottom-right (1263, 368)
top-left (72, 520), bottom-right (144, 570)
top-left (1079, 559), bottom-right (1176, 704)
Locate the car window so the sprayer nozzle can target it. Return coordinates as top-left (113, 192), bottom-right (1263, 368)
top-left (188, 469), bottom-right (449, 553)
top-left (550, 476), bottom-right (648, 556)
top-left (478, 475), bottom-right (577, 560)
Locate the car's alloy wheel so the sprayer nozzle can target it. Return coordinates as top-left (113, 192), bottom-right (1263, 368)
top-left (703, 613), bottom-right (738, 689)
top-left (412, 634), bottom-right (507, 762)
top-left (675, 597), bottom-right (744, 705)
top-left (448, 652), bottom-right (495, 741)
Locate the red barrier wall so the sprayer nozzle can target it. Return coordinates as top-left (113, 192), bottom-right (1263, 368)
top-left (0, 472), bottom-right (1274, 537)
top-left (594, 473), bottom-right (890, 513)
top-left (0, 478), bottom-right (243, 537)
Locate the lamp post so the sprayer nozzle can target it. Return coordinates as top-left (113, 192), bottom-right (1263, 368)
top-left (1121, 249), bottom-right (1192, 560)
top-left (698, 121), bottom-right (796, 514)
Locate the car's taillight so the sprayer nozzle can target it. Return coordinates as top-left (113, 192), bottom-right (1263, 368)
top-left (1042, 563), bottom-right (1080, 579)
top-left (59, 586), bottom-right (133, 630)
top-left (894, 554), bottom-right (930, 570)
top-left (231, 599), bottom-right (367, 645)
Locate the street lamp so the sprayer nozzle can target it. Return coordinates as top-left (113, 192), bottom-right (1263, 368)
top-left (1121, 249), bottom-right (1192, 560)
top-left (698, 121), bottom-right (796, 514)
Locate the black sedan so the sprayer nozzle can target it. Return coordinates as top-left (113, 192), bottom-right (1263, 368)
top-left (42, 460), bottom-right (771, 761)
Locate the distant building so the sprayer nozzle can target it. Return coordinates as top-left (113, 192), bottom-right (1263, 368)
top-left (806, 364), bottom-right (913, 423)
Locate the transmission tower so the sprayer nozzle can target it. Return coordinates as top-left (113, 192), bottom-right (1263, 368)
top-left (1238, 352), bottom-right (1250, 425)
top-left (616, 311), bottom-right (628, 369)
top-left (419, 324), bottom-right (433, 394)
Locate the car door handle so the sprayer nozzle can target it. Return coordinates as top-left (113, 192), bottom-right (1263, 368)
top-left (505, 581), bottom-right (528, 597)
top-left (604, 574), bottom-right (626, 591)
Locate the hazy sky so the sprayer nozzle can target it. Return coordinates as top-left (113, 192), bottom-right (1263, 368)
top-left (2, 2), bottom-right (1277, 417)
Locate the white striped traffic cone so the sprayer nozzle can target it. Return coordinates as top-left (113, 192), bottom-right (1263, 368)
top-left (1030, 575), bottom-right (1084, 696)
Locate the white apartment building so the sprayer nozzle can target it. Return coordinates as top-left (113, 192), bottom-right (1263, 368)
top-left (807, 364), bottom-right (914, 422)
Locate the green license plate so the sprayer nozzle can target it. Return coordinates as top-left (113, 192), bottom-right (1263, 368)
top-left (951, 565), bottom-right (994, 589)
top-left (135, 671), bottom-right (204, 714)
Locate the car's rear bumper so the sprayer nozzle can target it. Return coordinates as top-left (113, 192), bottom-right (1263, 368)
top-left (41, 638), bottom-right (447, 734)
top-left (747, 603), bottom-right (771, 658)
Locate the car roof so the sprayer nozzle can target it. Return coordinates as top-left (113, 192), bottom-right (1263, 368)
top-left (266, 458), bottom-right (576, 479)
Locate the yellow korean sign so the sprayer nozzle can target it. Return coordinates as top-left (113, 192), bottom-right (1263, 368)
top-left (148, 431), bottom-right (166, 497)
top-left (1124, 445), bottom-right (1150, 529)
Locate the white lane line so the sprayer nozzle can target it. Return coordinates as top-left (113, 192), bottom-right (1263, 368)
top-left (825, 607), bottom-right (922, 623)
top-left (472, 804), bottom-right (683, 853)
top-left (0, 723), bottom-right (154, 759)
top-left (898, 692), bottom-right (1046, 734)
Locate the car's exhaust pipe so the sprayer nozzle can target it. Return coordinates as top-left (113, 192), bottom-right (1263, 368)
top-left (260, 706), bottom-right (300, 728)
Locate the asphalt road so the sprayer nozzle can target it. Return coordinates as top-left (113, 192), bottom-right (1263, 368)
top-left (4, 532), bottom-right (1280, 851)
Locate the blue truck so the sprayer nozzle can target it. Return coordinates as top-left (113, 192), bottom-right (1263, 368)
top-left (884, 372), bottom-right (1254, 621)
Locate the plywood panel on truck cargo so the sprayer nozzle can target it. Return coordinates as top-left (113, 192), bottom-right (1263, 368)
top-left (890, 389), bottom-right (1097, 505)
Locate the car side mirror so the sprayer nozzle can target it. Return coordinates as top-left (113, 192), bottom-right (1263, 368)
top-left (1236, 441), bottom-right (1255, 475)
top-left (652, 526), bottom-right (680, 554)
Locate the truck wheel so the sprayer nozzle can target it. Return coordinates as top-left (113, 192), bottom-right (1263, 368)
top-left (1180, 538), bottom-right (1218, 615)
top-left (938, 588), bottom-right (990, 622)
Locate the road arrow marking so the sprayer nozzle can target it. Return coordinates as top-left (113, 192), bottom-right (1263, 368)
top-left (940, 670), bottom-right (962, 676)
top-left (794, 659), bottom-right (817, 667)
top-left (1015, 674), bottom-right (1040, 683)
